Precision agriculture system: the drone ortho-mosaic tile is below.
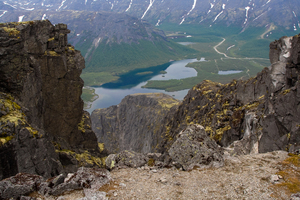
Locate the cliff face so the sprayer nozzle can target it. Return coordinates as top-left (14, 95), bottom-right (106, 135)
top-left (91, 93), bottom-right (180, 154)
top-left (157, 34), bottom-right (300, 154)
top-left (0, 20), bottom-right (103, 180)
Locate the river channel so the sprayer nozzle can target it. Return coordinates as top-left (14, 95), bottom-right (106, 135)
top-left (86, 58), bottom-right (203, 112)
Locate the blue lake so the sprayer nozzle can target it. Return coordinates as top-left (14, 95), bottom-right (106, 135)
top-left (86, 58), bottom-right (203, 112)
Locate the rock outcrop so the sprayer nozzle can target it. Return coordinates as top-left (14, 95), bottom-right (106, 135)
top-left (0, 167), bottom-right (111, 199)
top-left (91, 93), bottom-right (180, 154)
top-left (157, 34), bottom-right (300, 155)
top-left (168, 124), bottom-right (224, 171)
top-left (0, 20), bottom-right (104, 180)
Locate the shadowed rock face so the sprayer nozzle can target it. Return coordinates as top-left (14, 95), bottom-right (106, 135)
top-left (91, 93), bottom-right (180, 154)
top-left (157, 34), bottom-right (300, 155)
top-left (0, 20), bottom-right (102, 180)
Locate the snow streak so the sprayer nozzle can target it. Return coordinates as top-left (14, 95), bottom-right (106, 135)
top-left (0, 11), bottom-right (7, 18)
top-left (42, 13), bottom-right (46, 20)
top-left (125, 0), bottom-right (133, 12)
top-left (213, 11), bottom-right (223, 22)
top-left (262, 0), bottom-right (271, 7)
top-left (253, 11), bottom-right (266, 21)
top-left (187, 0), bottom-right (197, 16)
top-left (244, 6), bottom-right (250, 24)
top-left (180, 0), bottom-right (197, 25)
top-left (3, 2), bottom-right (17, 9)
top-left (155, 19), bottom-right (161, 26)
top-left (141, 0), bottom-right (155, 19)
top-left (207, 3), bottom-right (214, 14)
top-left (56, 0), bottom-right (66, 11)
top-left (293, 11), bottom-right (297, 18)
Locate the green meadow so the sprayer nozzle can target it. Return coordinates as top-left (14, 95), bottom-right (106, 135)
top-left (141, 23), bottom-right (296, 91)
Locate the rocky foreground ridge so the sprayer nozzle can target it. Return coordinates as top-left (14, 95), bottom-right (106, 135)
top-left (0, 20), bottom-right (107, 181)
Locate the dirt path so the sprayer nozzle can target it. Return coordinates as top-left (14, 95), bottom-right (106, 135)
top-left (213, 38), bottom-right (269, 61)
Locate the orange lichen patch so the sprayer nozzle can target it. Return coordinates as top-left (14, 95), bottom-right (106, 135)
top-left (272, 154), bottom-right (300, 197)
top-left (98, 180), bottom-right (119, 198)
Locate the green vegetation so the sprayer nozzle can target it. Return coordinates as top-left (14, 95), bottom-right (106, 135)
top-left (81, 87), bottom-right (99, 109)
top-left (78, 23), bottom-right (296, 94)
top-left (77, 34), bottom-right (198, 86)
top-left (81, 72), bottom-right (119, 87)
top-left (136, 71), bottom-right (153, 76)
top-left (138, 23), bottom-right (289, 91)
top-left (272, 154), bottom-right (300, 197)
top-left (143, 55), bottom-right (269, 92)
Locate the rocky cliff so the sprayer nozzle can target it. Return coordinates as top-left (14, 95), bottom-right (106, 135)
top-left (0, 20), bottom-right (104, 180)
top-left (157, 34), bottom-right (300, 155)
top-left (91, 93), bottom-right (180, 154)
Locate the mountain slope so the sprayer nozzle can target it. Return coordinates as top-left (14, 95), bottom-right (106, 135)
top-left (1, 0), bottom-right (300, 30)
top-left (0, 10), bottom-right (197, 86)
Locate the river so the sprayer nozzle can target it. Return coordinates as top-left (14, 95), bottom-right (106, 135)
top-left (86, 58), bottom-right (202, 112)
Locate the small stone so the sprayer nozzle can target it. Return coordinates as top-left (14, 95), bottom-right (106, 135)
top-left (151, 169), bottom-right (158, 173)
top-left (64, 173), bottom-right (74, 182)
top-left (119, 183), bottom-right (126, 187)
top-left (174, 182), bottom-right (181, 186)
top-left (291, 193), bottom-right (300, 200)
top-left (113, 192), bottom-right (118, 197)
top-left (278, 175), bottom-right (283, 179)
top-left (159, 177), bottom-right (167, 184)
top-left (269, 175), bottom-right (279, 183)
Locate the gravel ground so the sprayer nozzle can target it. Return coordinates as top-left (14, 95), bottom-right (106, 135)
top-left (103, 151), bottom-right (289, 200)
top-left (38, 151), bottom-right (294, 200)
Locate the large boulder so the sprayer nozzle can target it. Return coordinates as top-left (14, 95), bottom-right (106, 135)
top-left (168, 124), bottom-right (224, 171)
top-left (105, 150), bottom-right (148, 170)
top-left (0, 167), bottom-right (112, 199)
top-left (0, 173), bottom-right (43, 199)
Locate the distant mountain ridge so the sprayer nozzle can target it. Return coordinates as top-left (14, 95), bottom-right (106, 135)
top-left (1, 0), bottom-right (300, 30)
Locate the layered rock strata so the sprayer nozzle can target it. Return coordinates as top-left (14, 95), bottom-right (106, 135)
top-left (0, 20), bottom-right (103, 180)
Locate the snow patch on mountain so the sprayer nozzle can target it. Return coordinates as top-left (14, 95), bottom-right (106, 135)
top-left (42, 13), bottom-right (46, 20)
top-left (0, 11), bottom-right (7, 18)
top-left (141, 0), bottom-right (155, 19)
top-left (179, 17), bottom-right (185, 25)
top-left (56, 0), bottom-right (66, 11)
top-left (125, 0), bottom-right (133, 12)
top-left (3, 2), bottom-right (17, 9)
top-left (213, 11), bottom-right (223, 22)
top-left (187, 0), bottom-right (197, 16)
top-left (155, 19), bottom-right (161, 26)
top-left (18, 15), bottom-right (25, 22)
